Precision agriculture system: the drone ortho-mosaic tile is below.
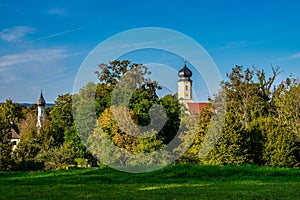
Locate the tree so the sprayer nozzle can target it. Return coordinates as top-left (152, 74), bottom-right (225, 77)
top-left (223, 66), bottom-right (278, 128)
top-left (23, 104), bottom-right (37, 116)
top-left (201, 66), bottom-right (280, 165)
top-left (13, 113), bottom-right (39, 163)
top-left (0, 99), bottom-right (25, 171)
top-left (255, 66), bottom-right (281, 115)
top-left (0, 99), bottom-right (24, 125)
top-left (273, 78), bottom-right (300, 139)
top-left (95, 60), bottom-right (131, 85)
top-left (262, 77), bottom-right (300, 167)
top-left (50, 93), bottom-right (74, 146)
top-left (157, 94), bottom-right (181, 144)
top-left (63, 125), bottom-right (88, 159)
top-left (73, 82), bottom-right (97, 144)
top-left (35, 146), bottom-right (73, 170)
top-left (177, 103), bottom-right (213, 164)
top-left (95, 83), bottom-right (114, 117)
top-left (0, 116), bottom-right (12, 171)
top-left (95, 60), bottom-right (161, 106)
top-left (202, 113), bottom-right (247, 165)
top-left (13, 113), bottom-right (55, 170)
top-left (96, 107), bottom-right (138, 153)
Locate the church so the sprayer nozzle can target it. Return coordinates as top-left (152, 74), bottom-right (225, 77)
top-left (36, 90), bottom-right (46, 129)
top-left (177, 61), bottom-right (209, 113)
top-left (11, 90), bottom-right (46, 150)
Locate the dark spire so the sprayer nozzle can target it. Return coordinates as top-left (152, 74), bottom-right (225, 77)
top-left (178, 60), bottom-right (192, 78)
top-left (38, 89), bottom-right (46, 106)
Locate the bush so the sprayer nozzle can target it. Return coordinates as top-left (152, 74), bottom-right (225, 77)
top-left (75, 158), bottom-right (88, 168)
top-left (35, 147), bottom-right (73, 170)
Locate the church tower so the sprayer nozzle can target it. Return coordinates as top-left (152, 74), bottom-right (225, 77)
top-left (178, 60), bottom-right (193, 104)
top-left (37, 89), bottom-right (46, 128)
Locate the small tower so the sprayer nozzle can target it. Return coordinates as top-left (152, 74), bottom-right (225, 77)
top-left (178, 60), bottom-right (193, 104)
top-left (37, 89), bottom-right (46, 128)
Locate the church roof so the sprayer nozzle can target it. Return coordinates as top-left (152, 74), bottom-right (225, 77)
top-left (178, 61), bottom-right (192, 78)
top-left (10, 123), bottom-right (20, 139)
top-left (11, 128), bottom-right (21, 139)
top-left (187, 102), bottom-right (209, 114)
top-left (38, 90), bottom-right (46, 106)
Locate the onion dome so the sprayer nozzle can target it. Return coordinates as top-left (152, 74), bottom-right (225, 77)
top-left (178, 60), bottom-right (192, 78)
top-left (38, 89), bottom-right (46, 106)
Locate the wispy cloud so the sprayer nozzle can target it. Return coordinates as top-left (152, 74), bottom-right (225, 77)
top-left (288, 52), bottom-right (300, 60)
top-left (212, 40), bottom-right (261, 51)
top-left (30, 27), bottom-right (84, 42)
top-left (0, 26), bottom-right (36, 42)
top-left (278, 52), bottom-right (300, 61)
top-left (0, 48), bottom-right (71, 71)
top-left (0, 47), bottom-right (78, 101)
top-left (98, 36), bottom-right (184, 53)
top-left (48, 8), bottom-right (68, 17)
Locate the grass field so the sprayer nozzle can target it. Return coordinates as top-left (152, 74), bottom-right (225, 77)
top-left (0, 164), bottom-right (299, 200)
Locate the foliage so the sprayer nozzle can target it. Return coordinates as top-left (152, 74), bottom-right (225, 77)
top-left (0, 99), bottom-right (25, 125)
top-left (177, 104), bottom-right (213, 164)
top-left (50, 93), bottom-right (73, 146)
top-left (63, 125), bottom-right (87, 159)
top-left (253, 116), bottom-right (300, 167)
top-left (35, 146), bottom-right (73, 170)
top-left (202, 114), bottom-right (248, 165)
top-left (95, 60), bottom-right (131, 85)
top-left (95, 83), bottom-right (113, 117)
top-left (261, 77), bottom-right (300, 167)
top-left (74, 158), bottom-right (88, 168)
top-left (199, 66), bottom-right (282, 165)
top-left (13, 113), bottom-right (55, 170)
top-left (157, 94), bottom-right (181, 143)
top-left (87, 60), bottom-right (176, 167)
top-left (222, 65), bottom-right (279, 128)
top-left (0, 118), bottom-right (12, 171)
top-left (2, 62), bottom-right (300, 171)
top-left (72, 82), bottom-right (97, 144)
top-left (0, 99), bottom-right (25, 171)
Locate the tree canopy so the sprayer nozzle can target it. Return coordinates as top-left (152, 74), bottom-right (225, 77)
top-left (1, 61), bottom-right (300, 171)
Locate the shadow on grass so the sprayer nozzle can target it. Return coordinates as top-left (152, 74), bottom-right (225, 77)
top-left (1, 164), bottom-right (299, 185)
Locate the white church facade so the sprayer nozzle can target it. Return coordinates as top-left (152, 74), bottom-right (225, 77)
top-left (36, 90), bottom-right (46, 129)
top-left (11, 90), bottom-right (46, 150)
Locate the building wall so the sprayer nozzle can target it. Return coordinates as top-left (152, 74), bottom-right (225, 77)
top-left (11, 138), bottom-right (20, 151)
top-left (178, 80), bottom-right (192, 100)
top-left (37, 106), bottom-right (44, 128)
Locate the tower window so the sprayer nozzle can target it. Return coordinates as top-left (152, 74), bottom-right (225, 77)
top-left (185, 85), bottom-right (188, 90)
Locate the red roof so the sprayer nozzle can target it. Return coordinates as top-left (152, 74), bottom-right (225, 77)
top-left (11, 128), bottom-right (21, 139)
top-left (187, 102), bottom-right (209, 114)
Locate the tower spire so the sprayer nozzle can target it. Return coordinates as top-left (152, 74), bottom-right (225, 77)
top-left (177, 60), bottom-right (193, 104)
top-left (37, 89), bottom-right (46, 128)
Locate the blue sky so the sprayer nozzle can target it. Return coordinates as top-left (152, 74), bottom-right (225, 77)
top-left (1, 0), bottom-right (300, 102)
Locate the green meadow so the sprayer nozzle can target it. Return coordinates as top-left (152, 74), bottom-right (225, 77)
top-left (0, 164), bottom-right (299, 200)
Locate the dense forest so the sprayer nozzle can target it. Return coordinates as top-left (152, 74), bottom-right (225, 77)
top-left (0, 60), bottom-right (299, 171)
